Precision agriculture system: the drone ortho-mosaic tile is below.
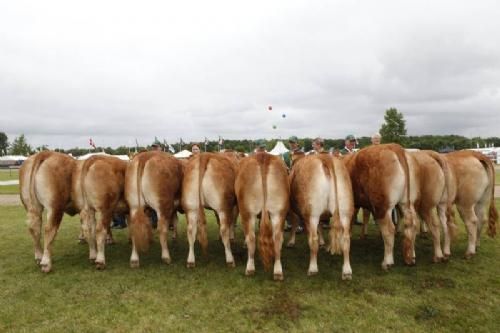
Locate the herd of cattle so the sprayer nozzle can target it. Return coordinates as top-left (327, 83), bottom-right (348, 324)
top-left (19, 144), bottom-right (497, 280)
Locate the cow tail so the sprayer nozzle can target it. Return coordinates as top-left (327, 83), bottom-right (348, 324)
top-left (197, 154), bottom-right (209, 254)
top-left (27, 151), bottom-right (51, 209)
top-left (130, 156), bottom-right (152, 253)
top-left (328, 157), bottom-right (343, 255)
top-left (257, 154), bottom-right (274, 271)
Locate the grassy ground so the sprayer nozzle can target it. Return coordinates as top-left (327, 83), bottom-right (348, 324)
top-left (0, 169), bottom-right (19, 181)
top-left (0, 169), bottom-right (19, 194)
top-left (496, 169), bottom-right (500, 185)
top-left (1, 203), bottom-right (499, 332)
top-left (0, 185), bottom-right (19, 195)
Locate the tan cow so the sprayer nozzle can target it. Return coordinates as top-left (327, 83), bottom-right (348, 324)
top-left (125, 151), bottom-right (183, 268)
top-left (408, 150), bottom-right (454, 262)
top-left (442, 150), bottom-right (497, 258)
top-left (289, 154), bottom-right (354, 279)
top-left (20, 151), bottom-right (78, 272)
top-left (235, 152), bottom-right (289, 280)
top-left (343, 144), bottom-right (418, 269)
top-left (182, 153), bottom-right (238, 268)
top-left (72, 155), bottom-right (128, 269)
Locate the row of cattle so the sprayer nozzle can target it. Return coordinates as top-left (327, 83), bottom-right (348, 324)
top-left (19, 144), bottom-right (497, 280)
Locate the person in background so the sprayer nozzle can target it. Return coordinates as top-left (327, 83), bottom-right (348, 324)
top-left (340, 134), bottom-right (357, 155)
top-left (191, 144), bottom-right (201, 155)
top-left (283, 136), bottom-right (303, 169)
top-left (254, 139), bottom-right (267, 153)
top-left (310, 137), bottom-right (326, 154)
top-left (371, 132), bottom-right (382, 145)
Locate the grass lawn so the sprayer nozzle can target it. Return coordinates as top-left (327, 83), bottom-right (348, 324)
top-left (1, 203), bottom-right (499, 332)
top-left (0, 169), bottom-right (19, 181)
top-left (0, 185), bottom-right (19, 195)
top-left (496, 169), bottom-right (500, 185)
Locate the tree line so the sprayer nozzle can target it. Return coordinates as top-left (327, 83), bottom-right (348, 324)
top-left (2, 109), bottom-right (499, 157)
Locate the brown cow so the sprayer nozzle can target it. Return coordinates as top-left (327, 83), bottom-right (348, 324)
top-left (235, 152), bottom-right (289, 280)
top-left (289, 154), bottom-right (354, 279)
top-left (343, 144), bottom-right (418, 269)
top-left (182, 153), bottom-right (238, 268)
top-left (72, 155), bottom-right (128, 269)
top-left (125, 151), bottom-right (183, 268)
top-left (20, 151), bottom-right (78, 272)
top-left (442, 150), bottom-right (497, 258)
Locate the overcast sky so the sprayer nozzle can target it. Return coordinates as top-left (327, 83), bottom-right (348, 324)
top-left (1, 0), bottom-right (499, 149)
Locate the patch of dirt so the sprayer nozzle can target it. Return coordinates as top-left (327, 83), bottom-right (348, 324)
top-left (0, 194), bottom-right (21, 206)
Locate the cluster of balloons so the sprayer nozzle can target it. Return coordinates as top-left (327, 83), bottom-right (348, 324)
top-left (268, 105), bottom-right (286, 130)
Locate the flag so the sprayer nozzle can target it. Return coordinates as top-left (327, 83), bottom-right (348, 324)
top-left (204, 137), bottom-right (209, 152)
top-left (89, 138), bottom-right (96, 149)
top-left (168, 144), bottom-right (176, 153)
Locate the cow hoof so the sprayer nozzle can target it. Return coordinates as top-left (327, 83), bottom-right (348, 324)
top-left (433, 256), bottom-right (444, 263)
top-left (40, 264), bottom-right (51, 273)
top-left (130, 260), bottom-right (140, 269)
top-left (78, 238), bottom-right (87, 244)
top-left (171, 235), bottom-right (177, 241)
top-left (95, 262), bottom-right (106, 270)
top-left (443, 254), bottom-right (450, 262)
top-left (245, 269), bottom-right (255, 276)
top-left (381, 263), bottom-right (393, 271)
top-left (227, 261), bottom-right (236, 268)
top-left (307, 270), bottom-right (318, 276)
top-left (405, 260), bottom-right (416, 267)
top-left (162, 257), bottom-right (172, 265)
top-left (342, 273), bottom-right (352, 281)
top-left (89, 258), bottom-right (96, 264)
top-left (464, 252), bottom-right (475, 260)
top-left (35, 258), bottom-right (41, 266)
top-left (187, 262), bottom-right (195, 268)
top-left (273, 273), bottom-right (284, 281)
top-left (359, 235), bottom-right (366, 240)
top-left (106, 239), bottom-right (114, 245)
top-left (286, 241), bottom-right (295, 248)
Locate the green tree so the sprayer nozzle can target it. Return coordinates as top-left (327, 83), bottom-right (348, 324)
top-left (9, 134), bottom-right (32, 155)
top-left (0, 132), bottom-right (8, 155)
top-left (379, 108), bottom-right (407, 145)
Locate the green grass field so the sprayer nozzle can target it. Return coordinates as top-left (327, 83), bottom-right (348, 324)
top-left (496, 169), bottom-right (500, 185)
top-left (0, 169), bottom-right (19, 181)
top-left (1, 203), bottom-right (499, 332)
top-left (0, 169), bottom-right (20, 194)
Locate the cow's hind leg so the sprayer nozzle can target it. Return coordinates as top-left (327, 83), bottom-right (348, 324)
top-left (95, 209), bottom-right (113, 269)
top-left (158, 210), bottom-right (172, 265)
top-left (27, 209), bottom-right (43, 265)
top-left (378, 211), bottom-right (395, 270)
top-left (438, 203), bottom-right (451, 258)
top-left (307, 215), bottom-right (320, 275)
top-left (286, 211), bottom-right (299, 248)
top-left (218, 210), bottom-right (235, 267)
top-left (270, 211), bottom-right (285, 281)
top-left (474, 200), bottom-right (487, 247)
top-left (241, 211), bottom-right (257, 275)
top-left (421, 209), bottom-right (444, 263)
top-left (402, 205), bottom-right (417, 266)
top-left (81, 208), bottom-right (97, 263)
top-left (360, 208), bottom-right (371, 240)
top-left (40, 207), bottom-right (64, 273)
top-left (457, 204), bottom-right (478, 258)
top-left (186, 210), bottom-right (198, 268)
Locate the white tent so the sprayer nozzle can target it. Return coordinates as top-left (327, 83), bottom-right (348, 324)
top-left (0, 155), bottom-right (28, 161)
top-left (77, 152), bottom-right (130, 161)
top-left (269, 141), bottom-right (289, 156)
top-left (174, 150), bottom-right (192, 159)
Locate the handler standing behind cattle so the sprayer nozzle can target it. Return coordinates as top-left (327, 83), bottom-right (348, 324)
top-left (235, 150), bottom-right (289, 280)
